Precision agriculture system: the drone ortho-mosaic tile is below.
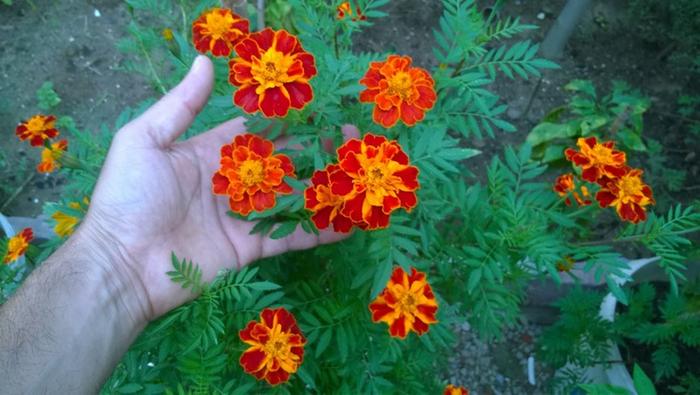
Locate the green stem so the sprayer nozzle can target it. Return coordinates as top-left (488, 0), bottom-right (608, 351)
top-left (575, 226), bottom-right (700, 247)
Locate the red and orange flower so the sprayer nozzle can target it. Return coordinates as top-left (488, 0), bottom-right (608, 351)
top-left (212, 134), bottom-right (295, 216)
top-left (192, 8), bottom-right (249, 57)
top-left (329, 133), bottom-right (419, 230)
top-left (596, 168), bottom-right (654, 224)
top-left (359, 55), bottom-right (437, 128)
top-left (3, 228), bottom-right (33, 264)
top-left (444, 384), bottom-right (470, 395)
top-left (229, 28), bottom-right (317, 117)
top-left (553, 173), bottom-right (591, 206)
top-left (565, 137), bottom-right (627, 183)
top-left (304, 164), bottom-right (356, 233)
top-left (239, 307), bottom-right (306, 386)
top-left (336, 1), bottom-right (366, 21)
top-left (16, 114), bottom-right (59, 147)
top-left (37, 139), bottom-right (68, 174)
top-left (369, 266), bottom-right (438, 339)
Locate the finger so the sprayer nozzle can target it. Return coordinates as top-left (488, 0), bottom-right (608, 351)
top-left (259, 226), bottom-right (350, 261)
top-left (120, 56), bottom-right (214, 147)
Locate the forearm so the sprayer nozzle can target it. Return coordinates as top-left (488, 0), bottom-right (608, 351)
top-left (0, 222), bottom-right (151, 394)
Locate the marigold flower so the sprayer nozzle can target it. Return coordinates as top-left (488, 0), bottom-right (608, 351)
top-left (3, 228), bottom-right (33, 264)
top-left (369, 266), bottom-right (438, 339)
top-left (37, 139), bottom-right (68, 174)
top-left (596, 168), bottom-right (654, 224)
top-left (337, 2), bottom-right (353, 19)
top-left (15, 114), bottom-right (59, 147)
top-left (52, 199), bottom-right (88, 238)
top-left (565, 137), bottom-right (627, 183)
top-left (192, 8), bottom-right (249, 57)
top-left (359, 55), bottom-right (437, 128)
top-left (212, 134), bottom-right (295, 216)
top-left (304, 164), bottom-right (356, 233)
top-left (229, 28), bottom-right (317, 117)
top-left (444, 384), bottom-right (470, 395)
top-left (328, 134), bottom-right (419, 230)
top-left (239, 307), bottom-right (306, 386)
top-left (553, 173), bottom-right (591, 206)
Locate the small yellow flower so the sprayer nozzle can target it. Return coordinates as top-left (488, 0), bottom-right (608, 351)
top-left (52, 198), bottom-right (88, 238)
top-left (162, 28), bottom-right (174, 41)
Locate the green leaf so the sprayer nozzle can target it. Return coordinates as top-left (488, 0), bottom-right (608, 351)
top-left (606, 274), bottom-right (629, 305)
top-left (248, 281), bottom-right (281, 291)
top-left (36, 81), bottom-right (61, 110)
top-left (565, 79), bottom-right (597, 98)
top-left (270, 221), bottom-right (298, 239)
top-left (617, 129), bottom-right (647, 152)
top-left (526, 122), bottom-right (576, 146)
top-left (633, 364), bottom-right (656, 395)
top-left (117, 384), bottom-right (144, 394)
top-left (315, 329), bottom-right (332, 357)
top-left (579, 383), bottom-right (630, 395)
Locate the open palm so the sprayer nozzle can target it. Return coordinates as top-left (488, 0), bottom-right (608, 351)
top-left (86, 56), bottom-right (350, 318)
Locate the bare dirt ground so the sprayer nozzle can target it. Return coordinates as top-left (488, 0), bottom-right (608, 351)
top-left (0, 0), bottom-right (152, 216)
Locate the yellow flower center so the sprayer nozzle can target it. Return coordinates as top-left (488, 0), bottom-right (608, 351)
top-left (261, 323), bottom-right (298, 370)
top-left (251, 49), bottom-right (297, 94)
top-left (589, 144), bottom-right (616, 165)
top-left (387, 71), bottom-right (413, 100)
top-left (204, 12), bottom-right (234, 39)
top-left (399, 292), bottom-right (417, 312)
top-left (239, 159), bottom-right (265, 187)
top-left (618, 174), bottom-right (644, 202)
top-left (26, 117), bottom-right (45, 131)
top-left (7, 237), bottom-right (26, 253)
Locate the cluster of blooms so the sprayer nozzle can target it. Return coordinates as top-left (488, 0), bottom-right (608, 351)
top-left (193, 8), bottom-right (317, 118)
top-left (336, 1), bottom-right (367, 21)
top-left (2, 228), bottom-right (33, 264)
top-left (304, 133), bottom-right (420, 232)
top-left (15, 114), bottom-right (68, 174)
top-left (555, 137), bottom-right (655, 224)
top-left (191, 8), bottom-right (439, 386)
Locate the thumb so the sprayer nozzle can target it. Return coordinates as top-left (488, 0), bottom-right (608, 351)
top-left (120, 55), bottom-right (214, 147)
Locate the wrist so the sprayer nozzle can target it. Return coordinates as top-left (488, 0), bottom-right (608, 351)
top-left (70, 216), bottom-right (154, 325)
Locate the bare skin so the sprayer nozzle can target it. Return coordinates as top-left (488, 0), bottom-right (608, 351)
top-left (0, 56), bottom-right (353, 394)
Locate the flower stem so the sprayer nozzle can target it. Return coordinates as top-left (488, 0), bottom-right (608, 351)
top-left (575, 226), bottom-right (700, 247)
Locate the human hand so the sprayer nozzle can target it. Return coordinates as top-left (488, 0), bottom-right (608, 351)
top-left (82, 56), bottom-right (354, 320)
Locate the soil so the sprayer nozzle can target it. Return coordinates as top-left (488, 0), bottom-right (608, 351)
top-left (0, 0), bottom-right (698, 393)
top-left (0, 0), bottom-right (152, 216)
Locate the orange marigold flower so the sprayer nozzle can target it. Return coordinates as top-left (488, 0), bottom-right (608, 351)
top-left (359, 55), bottom-right (437, 128)
top-left (369, 266), bottom-right (438, 339)
top-left (212, 134), bottom-right (295, 216)
top-left (192, 8), bottom-right (249, 57)
top-left (329, 133), bottom-right (419, 230)
top-left (37, 139), bottom-right (68, 174)
top-left (337, 2), bottom-right (352, 19)
top-left (3, 228), bottom-right (33, 264)
top-left (553, 173), bottom-right (591, 206)
top-left (444, 384), bottom-right (470, 395)
top-left (304, 164), bottom-right (356, 233)
top-left (229, 28), bottom-right (317, 118)
top-left (15, 114), bottom-right (59, 147)
top-left (596, 168), bottom-right (654, 224)
top-left (239, 307), bottom-right (306, 386)
top-left (565, 137), bottom-right (627, 183)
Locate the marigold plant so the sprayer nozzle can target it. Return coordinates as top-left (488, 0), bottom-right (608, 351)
top-left (2, 228), bottom-right (33, 264)
top-left (228, 28), bottom-right (317, 117)
top-left (192, 8), bottom-right (249, 57)
top-left (15, 114), bottom-right (59, 147)
top-left (359, 55), bottom-right (437, 128)
top-left (239, 307), bottom-right (306, 385)
top-left (444, 384), bottom-right (470, 395)
top-left (5, 1), bottom-right (698, 394)
top-left (212, 133), bottom-right (295, 215)
top-left (36, 139), bottom-right (68, 174)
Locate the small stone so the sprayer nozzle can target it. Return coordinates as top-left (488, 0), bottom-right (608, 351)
top-left (536, 12), bottom-right (545, 20)
top-left (94, 9), bottom-right (101, 17)
top-left (33, 198), bottom-right (39, 204)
